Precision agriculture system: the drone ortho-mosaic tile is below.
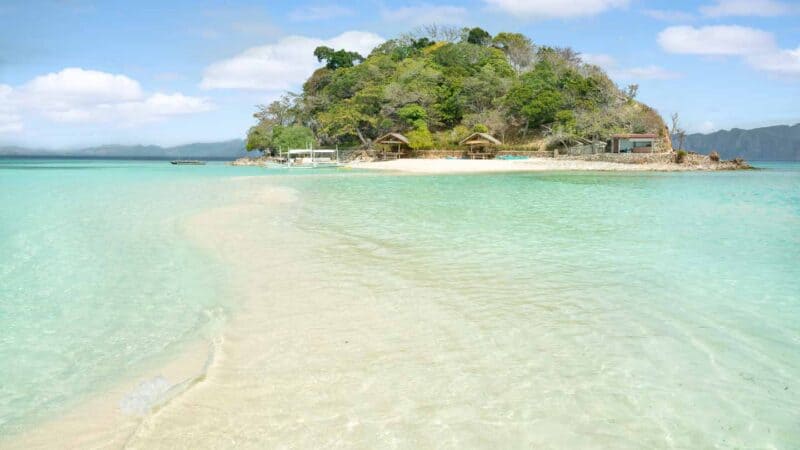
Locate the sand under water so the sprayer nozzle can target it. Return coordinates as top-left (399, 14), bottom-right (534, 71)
top-left (1, 160), bottom-right (798, 449)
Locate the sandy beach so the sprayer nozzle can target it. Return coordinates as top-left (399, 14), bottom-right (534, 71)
top-left (347, 156), bottom-right (746, 174)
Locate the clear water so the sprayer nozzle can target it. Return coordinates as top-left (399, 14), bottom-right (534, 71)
top-left (1, 159), bottom-right (798, 447)
top-left (0, 159), bottom-right (252, 435)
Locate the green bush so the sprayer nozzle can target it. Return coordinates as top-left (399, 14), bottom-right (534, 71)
top-left (709, 150), bottom-right (720, 162)
top-left (675, 150), bottom-right (687, 163)
top-left (407, 126), bottom-right (434, 150)
top-left (398, 104), bottom-right (428, 125)
top-left (555, 109), bottom-right (576, 129)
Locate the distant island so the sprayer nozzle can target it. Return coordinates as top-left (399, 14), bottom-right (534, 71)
top-left (0, 140), bottom-right (247, 159)
top-left (681, 124), bottom-right (800, 161)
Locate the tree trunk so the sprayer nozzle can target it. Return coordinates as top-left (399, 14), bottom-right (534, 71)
top-left (356, 128), bottom-right (369, 147)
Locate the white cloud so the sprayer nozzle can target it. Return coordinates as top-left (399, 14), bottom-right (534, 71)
top-left (0, 84), bottom-right (23, 134)
top-left (116, 93), bottom-right (214, 119)
top-left (2, 68), bottom-right (212, 129)
top-left (582, 54), bottom-right (681, 80)
top-left (20, 68), bottom-right (143, 113)
top-left (746, 46), bottom-right (800, 76)
top-left (289, 5), bottom-right (355, 21)
top-left (381, 4), bottom-right (468, 25)
top-left (657, 25), bottom-right (775, 56)
top-left (700, 0), bottom-right (798, 17)
top-left (200, 31), bottom-right (385, 91)
top-left (484, 0), bottom-right (629, 19)
top-left (658, 25), bottom-right (800, 78)
top-left (642, 9), bottom-right (695, 22)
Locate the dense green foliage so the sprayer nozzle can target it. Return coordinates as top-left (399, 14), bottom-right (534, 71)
top-left (246, 124), bottom-right (315, 153)
top-left (247, 27), bottom-right (666, 150)
top-left (313, 46), bottom-right (365, 70)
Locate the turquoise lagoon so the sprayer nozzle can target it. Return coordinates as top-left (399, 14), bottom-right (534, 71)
top-left (0, 158), bottom-right (798, 447)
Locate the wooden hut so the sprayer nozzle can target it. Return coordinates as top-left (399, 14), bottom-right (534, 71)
top-left (460, 132), bottom-right (502, 159)
top-left (374, 133), bottom-right (411, 160)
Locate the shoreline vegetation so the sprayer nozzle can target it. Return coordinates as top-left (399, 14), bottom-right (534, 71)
top-left (240, 25), bottom-right (751, 171)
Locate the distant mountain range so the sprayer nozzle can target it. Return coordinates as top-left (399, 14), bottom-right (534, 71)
top-left (3, 124), bottom-right (799, 161)
top-left (680, 124), bottom-right (800, 161)
top-left (0, 139), bottom-right (248, 159)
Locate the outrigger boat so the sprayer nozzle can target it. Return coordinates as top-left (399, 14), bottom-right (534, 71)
top-left (170, 160), bottom-right (205, 165)
top-left (284, 146), bottom-right (341, 169)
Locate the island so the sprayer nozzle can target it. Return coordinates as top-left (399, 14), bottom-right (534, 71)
top-left (234, 26), bottom-right (751, 172)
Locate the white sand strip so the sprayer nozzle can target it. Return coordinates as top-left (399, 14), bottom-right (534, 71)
top-left (348, 158), bottom-right (709, 173)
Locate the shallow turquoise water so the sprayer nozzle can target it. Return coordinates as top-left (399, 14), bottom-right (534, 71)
top-left (284, 164), bottom-right (800, 447)
top-left (1, 159), bottom-right (798, 446)
top-left (0, 159), bottom-right (260, 435)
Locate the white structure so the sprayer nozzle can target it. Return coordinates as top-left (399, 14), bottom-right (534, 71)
top-left (285, 148), bottom-right (340, 168)
top-left (610, 134), bottom-right (658, 153)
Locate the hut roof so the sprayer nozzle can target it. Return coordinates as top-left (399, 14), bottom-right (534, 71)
top-left (612, 133), bottom-right (657, 139)
top-left (374, 132), bottom-right (410, 146)
top-left (460, 132), bottom-right (502, 146)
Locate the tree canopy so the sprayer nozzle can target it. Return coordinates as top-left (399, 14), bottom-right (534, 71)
top-left (246, 27), bottom-right (666, 150)
top-left (313, 46), bottom-right (365, 70)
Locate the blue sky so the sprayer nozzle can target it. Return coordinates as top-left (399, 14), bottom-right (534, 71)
top-left (1, 0), bottom-right (798, 148)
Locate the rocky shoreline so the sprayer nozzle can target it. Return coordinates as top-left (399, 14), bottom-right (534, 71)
top-left (231, 152), bottom-right (752, 172)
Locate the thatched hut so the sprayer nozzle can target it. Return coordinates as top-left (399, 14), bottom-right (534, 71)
top-left (460, 132), bottom-right (502, 159)
top-left (374, 133), bottom-right (411, 160)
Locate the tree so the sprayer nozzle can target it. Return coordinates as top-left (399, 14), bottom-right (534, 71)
top-left (396, 103), bottom-right (434, 149)
top-left (398, 104), bottom-right (428, 126)
top-left (505, 61), bottom-right (564, 130)
top-left (412, 37), bottom-right (433, 49)
top-left (492, 32), bottom-right (535, 73)
top-left (254, 93), bottom-right (301, 126)
top-left (625, 84), bottom-right (639, 100)
top-left (246, 124), bottom-right (315, 154)
top-left (466, 27), bottom-right (492, 46)
top-left (273, 125), bottom-right (316, 150)
top-left (407, 126), bottom-right (434, 150)
top-left (433, 84), bottom-right (463, 128)
top-left (314, 46), bottom-right (365, 70)
top-left (246, 123), bottom-right (274, 153)
top-left (670, 112), bottom-right (680, 135)
top-left (555, 110), bottom-right (576, 130)
top-left (473, 123), bottom-right (489, 133)
top-left (416, 24), bottom-right (463, 43)
top-left (522, 89), bottom-right (563, 128)
top-left (670, 112), bottom-right (686, 150)
top-left (677, 130), bottom-right (687, 151)
top-left (462, 65), bottom-right (511, 114)
top-left (317, 102), bottom-right (376, 146)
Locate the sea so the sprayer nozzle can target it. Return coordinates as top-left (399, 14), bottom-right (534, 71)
top-left (1, 158), bottom-right (798, 448)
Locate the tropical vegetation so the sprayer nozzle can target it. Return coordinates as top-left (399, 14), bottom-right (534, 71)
top-left (246, 26), bottom-right (666, 153)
